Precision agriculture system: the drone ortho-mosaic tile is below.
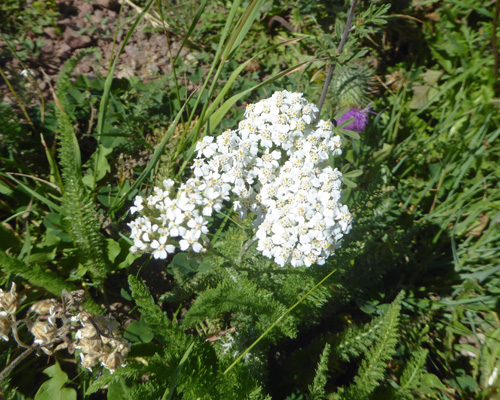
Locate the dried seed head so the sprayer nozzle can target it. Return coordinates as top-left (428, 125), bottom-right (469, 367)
top-left (0, 283), bottom-right (19, 315)
top-left (30, 299), bottom-right (61, 316)
top-left (75, 323), bottom-right (99, 341)
top-left (31, 321), bottom-right (57, 346)
top-left (68, 290), bottom-right (86, 308)
top-left (94, 315), bottom-right (119, 336)
top-left (75, 337), bottom-right (102, 354)
top-left (0, 312), bottom-right (11, 341)
top-left (101, 351), bottom-right (120, 373)
top-left (79, 353), bottom-right (100, 371)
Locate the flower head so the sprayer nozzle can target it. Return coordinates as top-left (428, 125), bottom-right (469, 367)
top-left (128, 90), bottom-right (353, 267)
top-left (336, 106), bottom-right (372, 133)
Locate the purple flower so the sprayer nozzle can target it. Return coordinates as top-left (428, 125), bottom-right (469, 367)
top-left (336, 107), bottom-right (372, 133)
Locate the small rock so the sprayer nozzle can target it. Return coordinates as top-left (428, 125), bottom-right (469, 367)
top-left (41, 38), bottom-right (54, 54)
top-left (43, 27), bottom-right (58, 39)
top-left (124, 44), bottom-right (139, 57)
top-left (77, 2), bottom-right (94, 17)
top-left (116, 66), bottom-right (135, 79)
top-left (56, 43), bottom-right (72, 58)
top-left (63, 28), bottom-right (92, 49)
top-left (91, 14), bottom-right (102, 24)
top-left (94, 0), bottom-right (119, 10)
top-left (58, 18), bottom-right (74, 27)
top-left (149, 63), bottom-right (159, 73)
top-left (75, 64), bottom-right (91, 74)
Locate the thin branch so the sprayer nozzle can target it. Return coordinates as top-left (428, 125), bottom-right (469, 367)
top-left (316, 0), bottom-right (359, 121)
top-left (6, 172), bottom-right (61, 192)
top-left (0, 336), bottom-right (67, 385)
top-left (0, 347), bottom-right (36, 384)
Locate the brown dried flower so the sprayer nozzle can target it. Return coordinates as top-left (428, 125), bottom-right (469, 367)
top-left (30, 299), bottom-right (61, 316)
top-left (30, 321), bottom-right (57, 346)
top-left (0, 312), bottom-right (11, 341)
top-left (74, 313), bottom-right (129, 373)
top-left (2, 288), bottom-right (130, 375)
top-left (0, 283), bottom-right (19, 315)
top-left (79, 353), bottom-right (101, 371)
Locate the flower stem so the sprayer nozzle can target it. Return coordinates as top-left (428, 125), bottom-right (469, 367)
top-left (316, 0), bottom-right (359, 121)
top-left (0, 347), bottom-right (36, 384)
top-left (222, 267), bottom-right (337, 376)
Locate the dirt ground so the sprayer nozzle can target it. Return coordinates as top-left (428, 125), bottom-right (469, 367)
top-left (1, 0), bottom-right (193, 102)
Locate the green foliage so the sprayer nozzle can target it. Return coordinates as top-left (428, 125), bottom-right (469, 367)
top-left (0, 0), bottom-right (58, 39)
top-left (0, 251), bottom-right (101, 313)
top-left (87, 275), bottom-right (268, 399)
top-left (168, 225), bottom-right (333, 349)
top-left (333, 292), bottom-right (403, 399)
top-left (307, 344), bottom-right (331, 400)
top-left (127, 275), bottom-right (173, 342)
top-left (392, 348), bottom-right (429, 399)
top-left (34, 362), bottom-right (76, 400)
top-left (0, 103), bottom-right (25, 141)
top-left (0, 250), bottom-right (72, 296)
top-left (55, 51), bottom-right (111, 283)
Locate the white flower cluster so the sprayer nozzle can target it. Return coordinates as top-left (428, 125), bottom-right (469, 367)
top-left (128, 176), bottom-right (229, 259)
top-left (129, 90), bottom-right (352, 267)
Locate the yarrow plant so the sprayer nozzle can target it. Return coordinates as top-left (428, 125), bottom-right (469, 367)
top-left (129, 91), bottom-right (353, 267)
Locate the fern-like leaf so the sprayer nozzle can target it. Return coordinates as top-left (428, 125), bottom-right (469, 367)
top-left (0, 251), bottom-right (102, 314)
top-left (128, 275), bottom-right (171, 339)
top-left (394, 347), bottom-right (429, 399)
top-left (54, 51), bottom-right (111, 283)
top-left (181, 274), bottom-right (297, 341)
top-left (307, 343), bottom-right (331, 400)
top-left (332, 312), bottom-right (384, 362)
top-left (335, 292), bottom-right (404, 400)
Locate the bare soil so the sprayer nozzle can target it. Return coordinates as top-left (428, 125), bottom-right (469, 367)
top-left (1, 0), bottom-right (192, 102)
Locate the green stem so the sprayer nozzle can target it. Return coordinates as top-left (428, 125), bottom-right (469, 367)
top-left (223, 267), bottom-right (337, 375)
